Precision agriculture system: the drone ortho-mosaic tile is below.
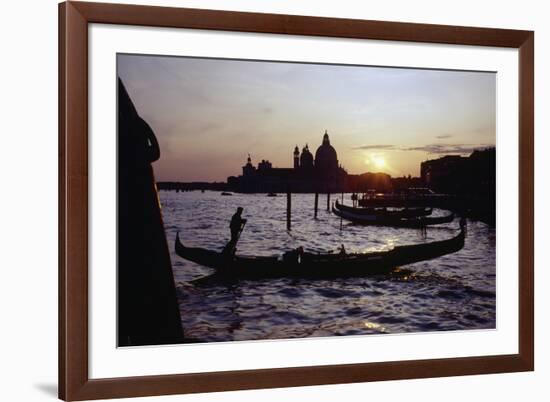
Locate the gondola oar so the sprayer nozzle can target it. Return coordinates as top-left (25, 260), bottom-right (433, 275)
top-left (234, 220), bottom-right (247, 247)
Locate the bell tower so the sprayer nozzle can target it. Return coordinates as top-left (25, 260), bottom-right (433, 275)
top-left (242, 153), bottom-right (256, 177)
top-left (293, 145), bottom-right (300, 169)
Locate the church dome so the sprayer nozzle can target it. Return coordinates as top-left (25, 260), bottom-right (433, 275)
top-left (300, 144), bottom-right (314, 168)
top-left (315, 131), bottom-right (338, 171)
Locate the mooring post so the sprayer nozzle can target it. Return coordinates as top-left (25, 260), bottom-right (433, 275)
top-left (340, 191), bottom-right (344, 228)
top-left (327, 191), bottom-right (331, 211)
top-left (287, 187), bottom-right (291, 230)
top-left (118, 79), bottom-right (183, 346)
top-left (314, 192), bottom-right (319, 219)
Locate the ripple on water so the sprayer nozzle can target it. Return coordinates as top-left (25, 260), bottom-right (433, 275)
top-left (315, 287), bottom-right (356, 298)
top-left (161, 191), bottom-right (496, 343)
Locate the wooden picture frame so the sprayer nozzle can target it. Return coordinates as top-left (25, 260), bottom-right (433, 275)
top-left (59, 1), bottom-right (534, 400)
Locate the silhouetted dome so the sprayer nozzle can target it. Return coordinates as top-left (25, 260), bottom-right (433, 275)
top-left (315, 131), bottom-right (338, 172)
top-left (300, 144), bottom-right (314, 168)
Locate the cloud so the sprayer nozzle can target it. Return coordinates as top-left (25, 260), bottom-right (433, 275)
top-left (352, 144), bottom-right (396, 150)
top-left (436, 134), bottom-right (453, 139)
top-left (402, 144), bottom-right (494, 154)
top-left (352, 143), bottom-right (494, 155)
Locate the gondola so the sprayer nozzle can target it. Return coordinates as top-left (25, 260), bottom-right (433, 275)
top-left (174, 225), bottom-right (465, 280)
top-left (332, 205), bottom-right (454, 228)
top-left (334, 199), bottom-right (432, 218)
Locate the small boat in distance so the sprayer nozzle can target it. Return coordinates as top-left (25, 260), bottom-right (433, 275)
top-left (334, 199), bottom-right (432, 218)
top-left (267, 192), bottom-right (277, 197)
top-left (358, 188), bottom-right (451, 208)
top-left (221, 192), bottom-right (233, 196)
top-left (332, 205), bottom-right (454, 228)
top-left (175, 225), bottom-right (465, 280)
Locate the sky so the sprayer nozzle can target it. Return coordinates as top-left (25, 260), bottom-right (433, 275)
top-left (118, 54), bottom-right (496, 182)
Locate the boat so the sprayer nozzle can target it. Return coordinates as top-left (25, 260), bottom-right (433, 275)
top-left (174, 226), bottom-right (465, 279)
top-left (221, 192), bottom-right (233, 196)
top-left (334, 199), bottom-right (432, 218)
top-left (332, 205), bottom-right (454, 228)
top-left (267, 192), bottom-right (277, 197)
top-left (358, 188), bottom-right (453, 208)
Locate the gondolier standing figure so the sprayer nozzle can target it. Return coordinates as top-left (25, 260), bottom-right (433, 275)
top-left (230, 207), bottom-right (247, 240)
top-left (222, 207), bottom-right (247, 257)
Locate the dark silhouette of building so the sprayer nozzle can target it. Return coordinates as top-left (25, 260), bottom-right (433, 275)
top-left (315, 131), bottom-right (340, 176)
top-left (421, 155), bottom-right (468, 193)
top-left (420, 148), bottom-right (496, 195)
top-left (420, 148), bottom-right (496, 224)
top-left (391, 175), bottom-right (424, 192)
top-left (229, 130), bottom-right (348, 193)
top-left (347, 172), bottom-right (393, 192)
top-left (300, 144), bottom-right (314, 171)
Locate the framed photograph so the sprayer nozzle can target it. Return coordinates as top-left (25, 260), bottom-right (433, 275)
top-left (59, 1), bottom-right (534, 400)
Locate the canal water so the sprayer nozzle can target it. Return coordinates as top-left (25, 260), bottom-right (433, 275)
top-left (160, 190), bottom-right (496, 343)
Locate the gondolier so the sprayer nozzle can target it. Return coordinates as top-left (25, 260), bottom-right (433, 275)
top-left (222, 207), bottom-right (247, 257)
top-left (351, 192), bottom-right (358, 207)
top-left (230, 207), bottom-right (247, 240)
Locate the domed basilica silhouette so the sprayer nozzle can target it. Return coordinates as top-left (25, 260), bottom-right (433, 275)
top-left (229, 130), bottom-right (348, 193)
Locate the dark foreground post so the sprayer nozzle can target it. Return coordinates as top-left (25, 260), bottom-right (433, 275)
top-left (287, 187), bottom-right (292, 230)
top-left (327, 192), bottom-right (331, 211)
top-left (118, 79), bottom-right (183, 347)
top-left (314, 192), bottom-right (319, 219)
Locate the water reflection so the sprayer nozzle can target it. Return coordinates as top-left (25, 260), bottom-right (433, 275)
top-left (161, 191), bottom-right (496, 343)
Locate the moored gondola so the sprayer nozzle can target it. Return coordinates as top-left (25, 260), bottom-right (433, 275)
top-left (332, 204), bottom-right (454, 228)
top-left (174, 225), bottom-right (465, 280)
top-left (334, 199), bottom-right (432, 218)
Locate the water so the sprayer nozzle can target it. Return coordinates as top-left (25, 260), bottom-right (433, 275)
top-left (160, 190), bottom-right (496, 343)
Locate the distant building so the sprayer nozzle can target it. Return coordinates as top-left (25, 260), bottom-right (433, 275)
top-left (420, 148), bottom-right (496, 194)
top-left (315, 131), bottom-right (340, 178)
top-left (421, 155), bottom-right (467, 191)
top-left (391, 175), bottom-right (424, 192)
top-left (229, 130), bottom-right (348, 193)
top-left (347, 172), bottom-right (392, 192)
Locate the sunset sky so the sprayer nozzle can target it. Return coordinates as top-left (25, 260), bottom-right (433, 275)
top-left (118, 54), bottom-right (496, 182)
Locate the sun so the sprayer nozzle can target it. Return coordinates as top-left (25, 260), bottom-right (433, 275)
top-left (372, 155), bottom-right (386, 169)
top-left (363, 154), bottom-right (388, 171)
